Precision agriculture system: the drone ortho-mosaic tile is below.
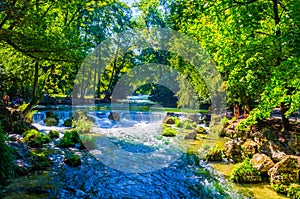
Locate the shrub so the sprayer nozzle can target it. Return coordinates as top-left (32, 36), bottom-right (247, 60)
top-left (162, 128), bottom-right (177, 137)
top-left (221, 117), bottom-right (229, 126)
top-left (287, 183), bottom-right (300, 199)
top-left (0, 128), bottom-right (15, 187)
top-left (49, 130), bottom-right (60, 139)
top-left (23, 129), bottom-right (50, 148)
top-left (31, 154), bottom-right (54, 170)
top-left (230, 158), bottom-right (262, 183)
top-left (58, 130), bottom-right (80, 148)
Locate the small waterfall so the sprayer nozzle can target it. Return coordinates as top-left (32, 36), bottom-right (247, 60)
top-left (32, 112), bottom-right (46, 123)
top-left (53, 111), bottom-right (71, 120)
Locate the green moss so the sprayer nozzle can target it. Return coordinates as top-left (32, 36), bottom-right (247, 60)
top-left (162, 127), bottom-right (177, 137)
top-left (31, 154), bottom-right (54, 170)
top-left (183, 120), bottom-right (197, 129)
top-left (58, 130), bottom-right (80, 148)
top-left (63, 118), bottom-right (72, 127)
top-left (23, 129), bottom-right (50, 148)
top-left (163, 116), bottom-right (176, 124)
top-left (44, 117), bottom-right (58, 126)
top-left (174, 118), bottom-right (183, 127)
top-left (64, 154), bottom-right (81, 167)
top-left (48, 130), bottom-right (59, 139)
top-left (205, 144), bottom-right (224, 161)
top-left (230, 158), bottom-right (262, 183)
top-left (194, 126), bottom-right (206, 134)
top-left (287, 183), bottom-right (300, 199)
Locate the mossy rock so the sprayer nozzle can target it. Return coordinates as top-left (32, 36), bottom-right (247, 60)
top-left (162, 128), bottom-right (177, 137)
top-left (163, 116), bottom-right (176, 124)
top-left (48, 130), bottom-right (60, 139)
top-left (230, 158), bottom-right (262, 183)
top-left (205, 144), bottom-right (224, 161)
top-left (174, 118), bottom-right (183, 127)
top-left (58, 130), bottom-right (80, 148)
top-left (183, 120), bottom-right (197, 129)
top-left (23, 129), bottom-right (50, 148)
top-left (194, 126), bottom-right (207, 134)
top-left (241, 139), bottom-right (258, 159)
top-left (31, 155), bottom-right (54, 170)
top-left (63, 118), bottom-right (72, 127)
top-left (44, 117), bottom-right (58, 126)
top-left (64, 154), bottom-right (81, 167)
top-left (287, 183), bottom-right (300, 199)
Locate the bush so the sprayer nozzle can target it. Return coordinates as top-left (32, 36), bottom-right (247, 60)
top-left (49, 130), bottom-right (60, 139)
top-left (63, 118), bottom-right (72, 127)
top-left (23, 129), bottom-right (50, 148)
top-left (287, 183), bottom-right (300, 199)
top-left (162, 127), bottom-right (177, 137)
top-left (58, 130), bottom-right (80, 148)
top-left (221, 117), bottom-right (229, 126)
top-left (230, 158), bottom-right (262, 183)
top-left (183, 120), bottom-right (197, 129)
top-left (31, 154), bottom-right (54, 170)
top-left (0, 128), bottom-right (15, 187)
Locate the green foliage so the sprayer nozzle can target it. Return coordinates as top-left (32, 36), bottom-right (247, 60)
top-left (0, 127), bottom-right (15, 187)
top-left (194, 126), bottom-right (206, 134)
top-left (23, 129), bottom-right (50, 148)
top-left (230, 158), bottom-right (262, 183)
top-left (48, 130), bottom-right (60, 139)
top-left (183, 120), bottom-right (197, 129)
top-left (162, 127), bottom-right (177, 137)
top-left (287, 184), bottom-right (300, 199)
top-left (220, 117), bottom-right (229, 126)
top-left (58, 130), bottom-right (80, 148)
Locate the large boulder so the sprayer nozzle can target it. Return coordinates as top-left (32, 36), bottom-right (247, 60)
top-left (250, 153), bottom-right (274, 173)
top-left (268, 155), bottom-right (300, 193)
top-left (258, 141), bottom-right (287, 162)
top-left (224, 139), bottom-right (244, 162)
top-left (242, 139), bottom-right (258, 158)
top-left (184, 132), bottom-right (197, 140)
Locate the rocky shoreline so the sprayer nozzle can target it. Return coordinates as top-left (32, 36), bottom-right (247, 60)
top-left (206, 117), bottom-right (300, 198)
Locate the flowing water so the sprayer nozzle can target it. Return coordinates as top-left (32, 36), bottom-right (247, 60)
top-left (3, 105), bottom-right (266, 198)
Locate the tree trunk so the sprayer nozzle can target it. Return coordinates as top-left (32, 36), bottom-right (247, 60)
top-left (23, 61), bottom-right (40, 117)
top-left (280, 102), bottom-right (291, 131)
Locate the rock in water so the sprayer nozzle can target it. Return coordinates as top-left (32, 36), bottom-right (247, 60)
top-left (108, 112), bottom-right (120, 122)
